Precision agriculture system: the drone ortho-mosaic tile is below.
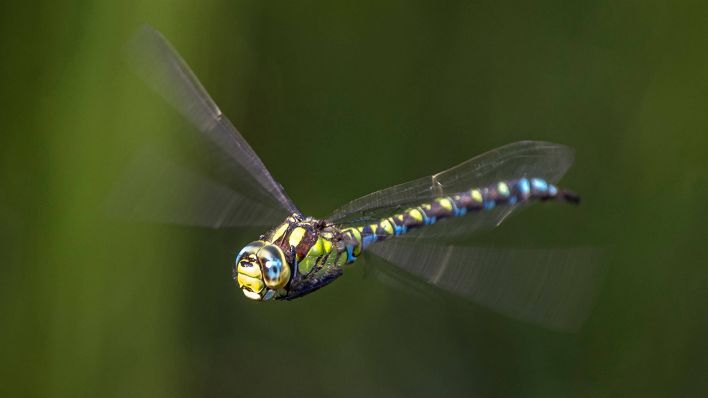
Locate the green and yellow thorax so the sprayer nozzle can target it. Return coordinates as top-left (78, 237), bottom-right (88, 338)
top-left (234, 214), bottom-right (353, 301)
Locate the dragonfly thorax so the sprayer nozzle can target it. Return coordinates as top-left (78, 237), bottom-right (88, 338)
top-left (232, 214), bottom-right (352, 301)
top-left (234, 240), bottom-right (291, 301)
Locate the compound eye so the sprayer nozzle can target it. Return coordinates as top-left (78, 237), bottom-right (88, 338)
top-left (259, 244), bottom-right (290, 289)
top-left (235, 241), bottom-right (266, 298)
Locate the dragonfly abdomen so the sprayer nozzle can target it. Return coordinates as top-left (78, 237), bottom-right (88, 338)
top-left (340, 177), bottom-right (577, 258)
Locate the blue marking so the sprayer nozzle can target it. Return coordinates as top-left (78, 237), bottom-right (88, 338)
top-left (362, 234), bottom-right (377, 248)
top-left (426, 216), bottom-right (437, 225)
top-left (449, 202), bottom-right (461, 217)
top-left (548, 184), bottom-right (558, 196)
top-left (483, 200), bottom-right (495, 210)
top-left (531, 178), bottom-right (548, 192)
top-left (346, 246), bottom-right (356, 262)
top-left (393, 224), bottom-right (406, 235)
top-left (518, 178), bottom-right (530, 197)
top-left (508, 196), bottom-right (518, 205)
top-left (418, 208), bottom-right (430, 225)
top-left (456, 207), bottom-right (467, 217)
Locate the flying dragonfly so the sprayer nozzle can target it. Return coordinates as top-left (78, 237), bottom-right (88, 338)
top-left (113, 26), bottom-right (601, 331)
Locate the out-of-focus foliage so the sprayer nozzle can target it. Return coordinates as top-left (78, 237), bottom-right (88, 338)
top-left (1, 1), bottom-right (706, 397)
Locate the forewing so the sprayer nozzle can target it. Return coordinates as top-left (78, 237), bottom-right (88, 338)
top-left (327, 141), bottom-right (574, 238)
top-left (105, 146), bottom-right (290, 228)
top-left (369, 240), bottom-right (604, 331)
top-left (116, 25), bottom-right (298, 226)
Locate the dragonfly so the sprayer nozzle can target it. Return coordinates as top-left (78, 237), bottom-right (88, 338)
top-left (112, 26), bottom-right (601, 331)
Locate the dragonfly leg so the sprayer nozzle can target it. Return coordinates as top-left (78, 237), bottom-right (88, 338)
top-left (286, 245), bottom-right (300, 283)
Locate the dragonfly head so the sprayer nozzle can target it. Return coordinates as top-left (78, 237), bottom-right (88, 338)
top-left (234, 241), bottom-right (291, 301)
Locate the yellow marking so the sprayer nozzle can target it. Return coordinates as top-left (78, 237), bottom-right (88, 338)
top-left (268, 222), bottom-right (289, 242)
top-left (298, 256), bottom-right (317, 275)
top-left (407, 208), bottom-right (424, 222)
top-left (237, 261), bottom-right (262, 278)
top-left (325, 252), bottom-right (337, 266)
top-left (379, 219), bottom-right (394, 235)
top-left (436, 197), bottom-right (454, 211)
top-left (344, 227), bottom-right (360, 241)
top-left (288, 227), bottom-right (306, 248)
top-left (336, 251), bottom-right (348, 266)
top-left (471, 189), bottom-right (483, 203)
top-left (421, 203), bottom-right (432, 211)
top-left (497, 182), bottom-right (510, 197)
top-left (344, 228), bottom-right (362, 256)
top-left (369, 224), bottom-right (379, 235)
top-left (316, 255), bottom-right (326, 267)
top-left (307, 238), bottom-right (325, 257)
top-left (300, 236), bottom-right (332, 274)
top-left (388, 217), bottom-right (398, 233)
top-left (322, 238), bottom-right (333, 254)
top-left (237, 274), bottom-right (264, 293)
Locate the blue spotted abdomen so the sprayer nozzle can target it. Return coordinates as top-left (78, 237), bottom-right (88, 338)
top-left (340, 177), bottom-right (577, 258)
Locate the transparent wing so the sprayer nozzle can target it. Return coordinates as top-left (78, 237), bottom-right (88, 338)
top-left (368, 240), bottom-right (604, 331)
top-left (105, 146), bottom-right (289, 228)
top-left (327, 141), bottom-right (574, 239)
top-left (114, 25), bottom-right (298, 227)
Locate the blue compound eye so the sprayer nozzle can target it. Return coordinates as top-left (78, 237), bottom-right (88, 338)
top-left (258, 244), bottom-right (290, 289)
top-left (265, 258), bottom-right (281, 280)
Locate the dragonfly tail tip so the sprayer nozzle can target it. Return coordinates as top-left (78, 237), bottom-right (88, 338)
top-left (560, 190), bottom-right (581, 205)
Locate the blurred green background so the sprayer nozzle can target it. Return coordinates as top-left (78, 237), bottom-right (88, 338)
top-left (1, 1), bottom-right (707, 397)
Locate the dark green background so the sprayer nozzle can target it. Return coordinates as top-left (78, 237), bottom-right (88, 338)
top-left (1, 1), bottom-right (707, 397)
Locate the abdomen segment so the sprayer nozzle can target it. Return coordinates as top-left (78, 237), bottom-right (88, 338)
top-left (339, 177), bottom-right (578, 259)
